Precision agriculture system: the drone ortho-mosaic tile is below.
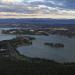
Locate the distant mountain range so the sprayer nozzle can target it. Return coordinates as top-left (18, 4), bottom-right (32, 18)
top-left (0, 18), bottom-right (75, 26)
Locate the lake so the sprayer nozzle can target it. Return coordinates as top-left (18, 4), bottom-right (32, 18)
top-left (17, 35), bottom-right (75, 63)
top-left (0, 28), bottom-right (75, 63)
top-left (0, 34), bottom-right (15, 41)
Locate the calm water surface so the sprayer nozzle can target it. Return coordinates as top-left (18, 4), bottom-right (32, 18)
top-left (17, 35), bottom-right (75, 63)
top-left (0, 28), bottom-right (75, 63)
top-left (0, 34), bottom-right (15, 41)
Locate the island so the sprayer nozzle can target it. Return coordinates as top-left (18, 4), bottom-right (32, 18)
top-left (2, 26), bottom-right (75, 38)
top-left (0, 35), bottom-right (35, 59)
top-left (2, 29), bottom-right (49, 36)
top-left (44, 42), bottom-right (64, 48)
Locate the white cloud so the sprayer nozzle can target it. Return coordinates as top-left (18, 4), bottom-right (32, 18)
top-left (26, 0), bottom-right (44, 3)
top-left (0, 0), bottom-right (23, 4)
top-left (0, 0), bottom-right (75, 19)
top-left (57, 9), bottom-right (75, 16)
top-left (48, 1), bottom-right (56, 5)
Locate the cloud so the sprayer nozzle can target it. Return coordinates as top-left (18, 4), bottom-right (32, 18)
top-left (0, 0), bottom-right (23, 4)
top-left (0, 0), bottom-right (75, 18)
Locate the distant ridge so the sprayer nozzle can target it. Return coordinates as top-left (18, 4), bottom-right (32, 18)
top-left (0, 18), bottom-right (75, 26)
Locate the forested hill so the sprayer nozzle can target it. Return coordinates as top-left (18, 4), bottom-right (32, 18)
top-left (0, 18), bottom-right (75, 26)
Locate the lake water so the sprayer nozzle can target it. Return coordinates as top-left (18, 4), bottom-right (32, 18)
top-left (0, 28), bottom-right (75, 63)
top-left (17, 35), bottom-right (75, 63)
top-left (0, 34), bottom-right (15, 41)
top-left (0, 28), bottom-right (18, 30)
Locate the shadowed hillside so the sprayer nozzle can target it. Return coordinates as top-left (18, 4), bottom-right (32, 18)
top-left (0, 57), bottom-right (75, 75)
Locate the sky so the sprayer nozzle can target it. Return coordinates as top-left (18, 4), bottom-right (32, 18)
top-left (0, 0), bottom-right (75, 19)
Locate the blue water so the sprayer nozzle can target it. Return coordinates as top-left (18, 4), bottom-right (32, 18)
top-left (0, 28), bottom-right (75, 63)
top-left (17, 35), bottom-right (75, 63)
top-left (0, 34), bottom-right (15, 41)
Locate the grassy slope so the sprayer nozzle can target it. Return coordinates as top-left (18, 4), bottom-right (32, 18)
top-left (0, 57), bottom-right (75, 75)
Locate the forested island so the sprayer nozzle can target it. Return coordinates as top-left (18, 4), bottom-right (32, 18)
top-left (44, 42), bottom-right (64, 48)
top-left (2, 25), bottom-right (75, 38)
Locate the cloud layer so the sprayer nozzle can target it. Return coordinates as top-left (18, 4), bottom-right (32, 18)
top-left (0, 0), bottom-right (75, 18)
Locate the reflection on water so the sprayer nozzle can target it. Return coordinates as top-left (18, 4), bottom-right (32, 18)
top-left (17, 35), bottom-right (75, 62)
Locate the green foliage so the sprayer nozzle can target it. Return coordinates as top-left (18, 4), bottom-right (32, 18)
top-left (0, 57), bottom-right (75, 75)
